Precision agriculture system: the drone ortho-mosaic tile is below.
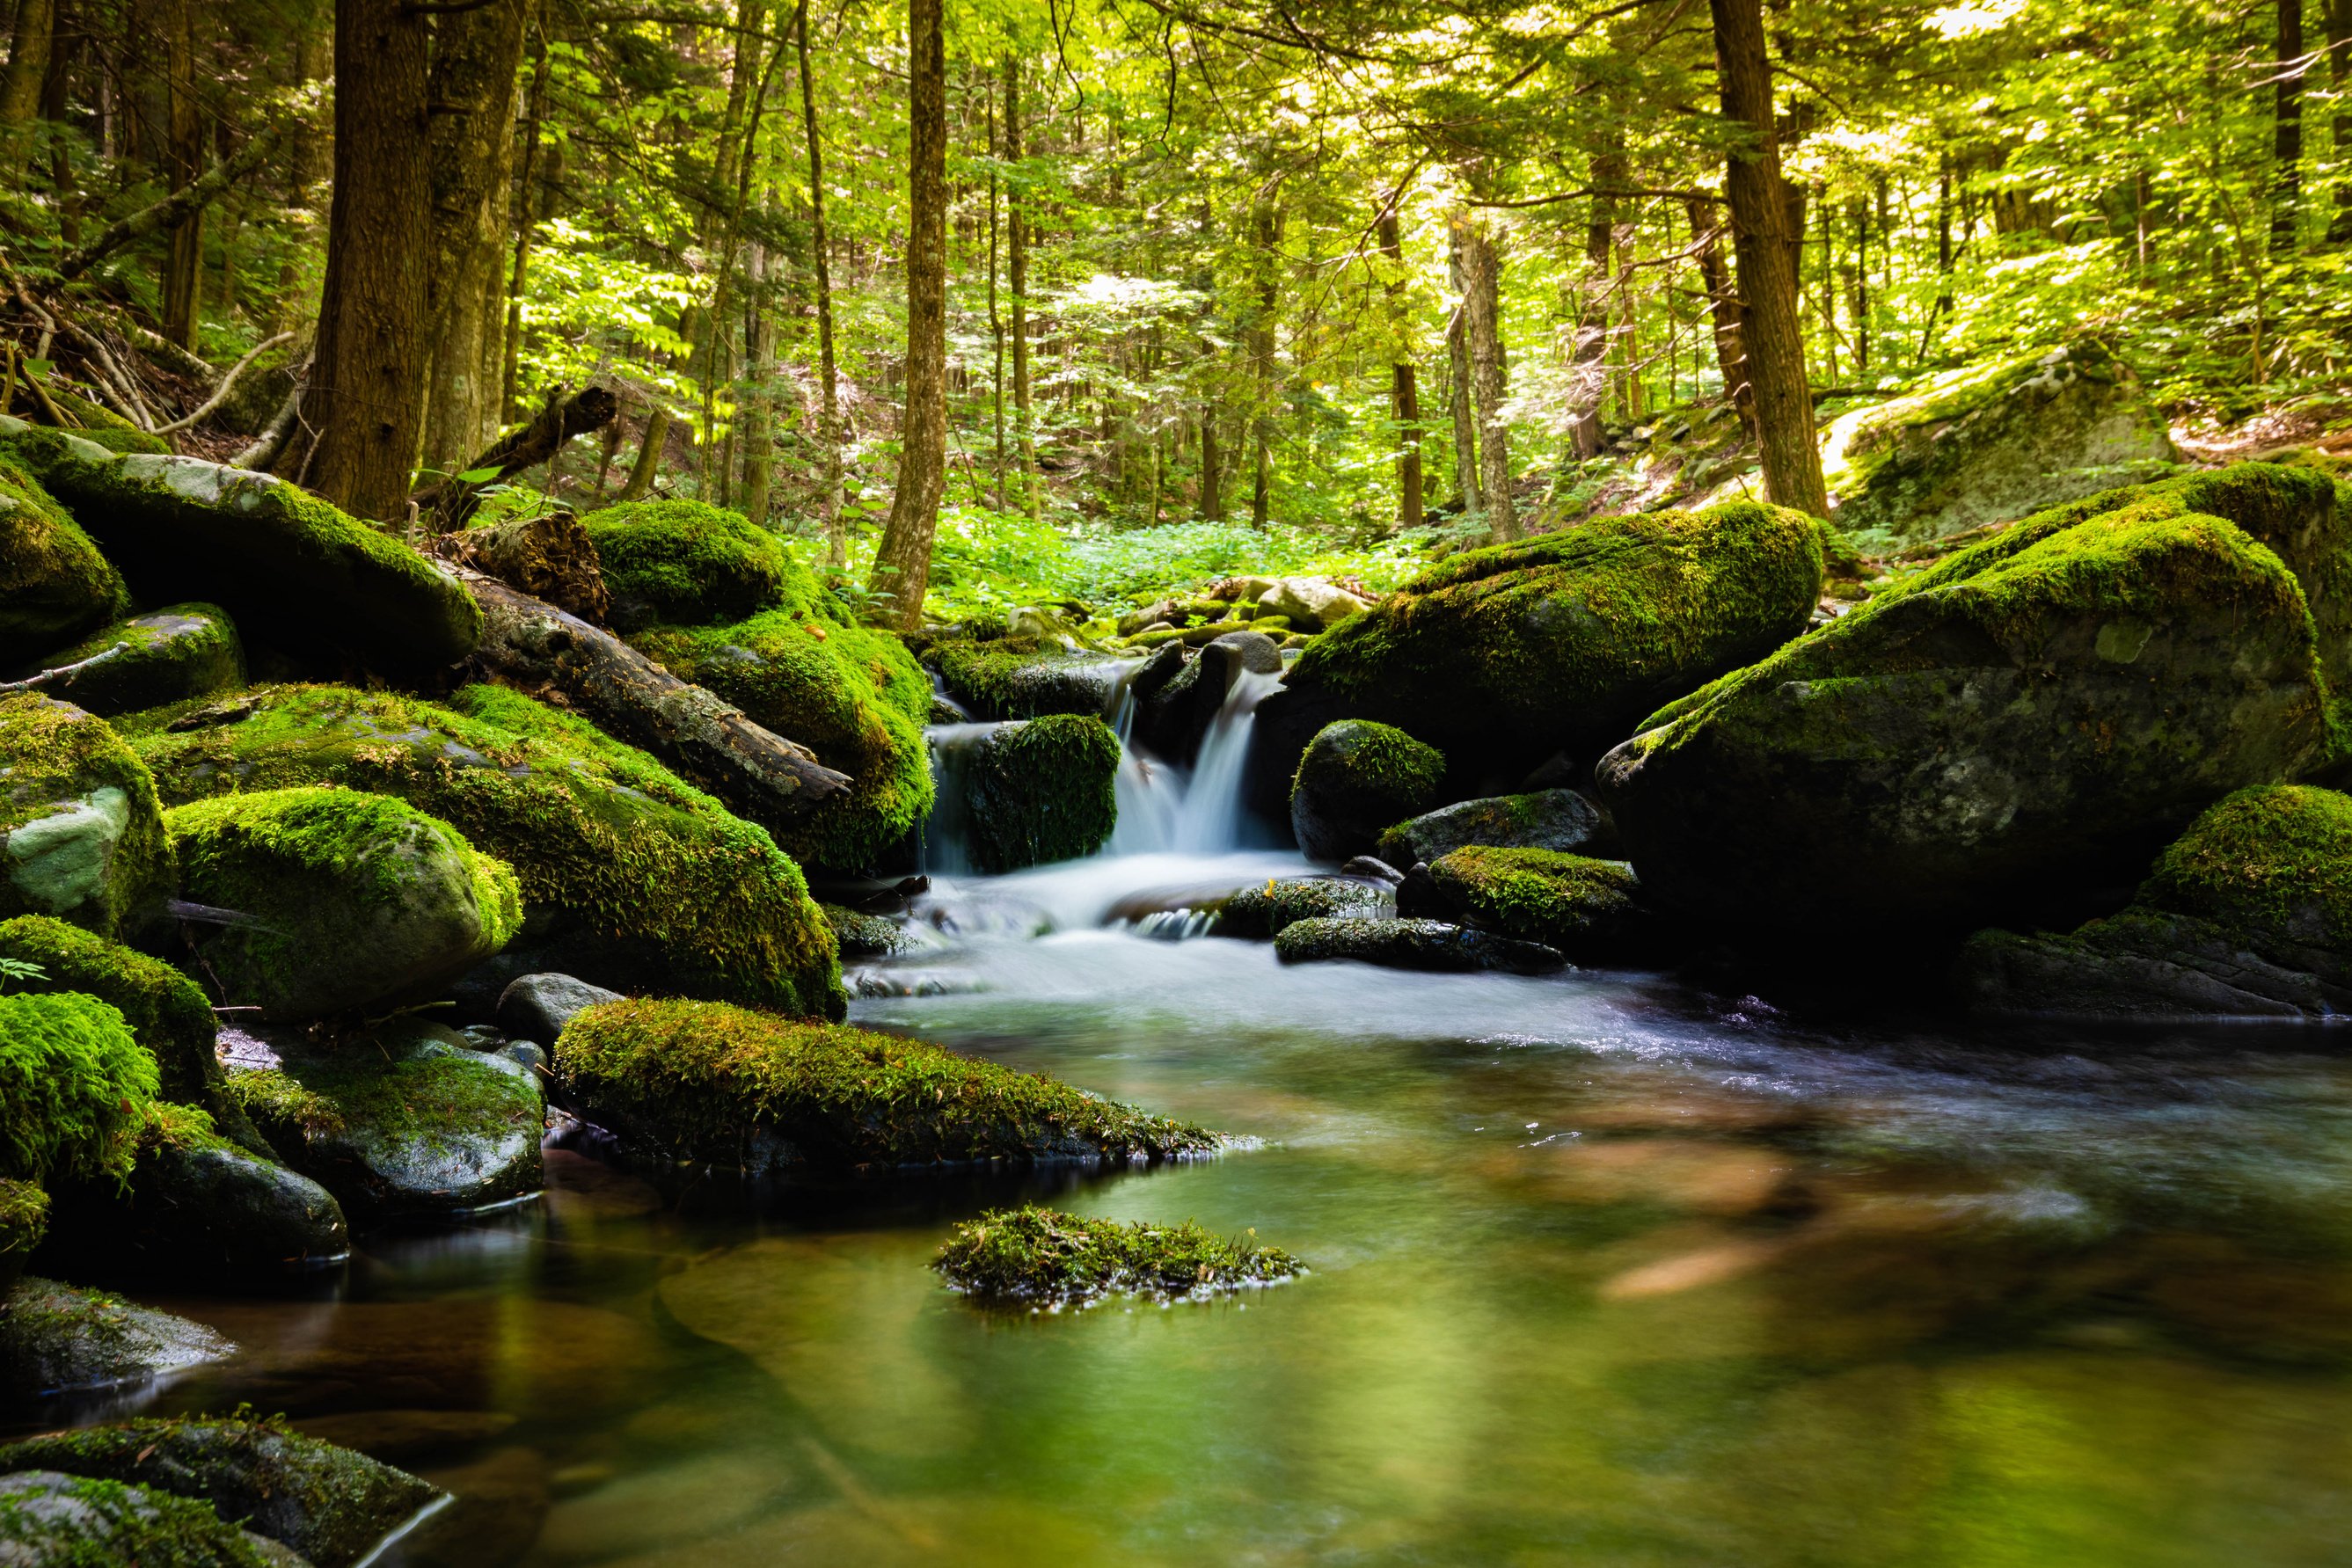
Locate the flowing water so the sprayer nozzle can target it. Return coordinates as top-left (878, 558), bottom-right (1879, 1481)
top-left (28, 694), bottom-right (2352, 1565)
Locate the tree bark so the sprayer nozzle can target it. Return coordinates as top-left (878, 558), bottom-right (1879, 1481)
top-left (1199, 403), bottom-right (1223, 520)
top-left (1376, 209), bottom-right (1423, 532)
top-left (2274, 0), bottom-right (2306, 253)
top-left (421, 0), bottom-right (529, 475)
top-left (161, 0), bottom-right (204, 350)
top-left (0, 0), bottom-right (53, 186)
top-left (1708, 0), bottom-right (1826, 516)
top-left (1453, 209), bottom-right (1518, 541)
top-left (1684, 195), bottom-right (1754, 438)
top-left (738, 235), bottom-right (774, 525)
top-left (448, 507), bottom-right (609, 622)
top-left (796, 1), bottom-right (844, 565)
top-left (617, 405), bottom-right (667, 500)
top-left (1569, 151), bottom-right (1621, 460)
top-left (1444, 227), bottom-right (1479, 515)
top-left (866, 0), bottom-right (946, 631)
top-left (987, 84), bottom-right (1004, 510)
top-left (1004, 58), bottom-right (1038, 521)
top-left (280, 0), bottom-right (433, 523)
top-left (2329, 0), bottom-right (2352, 244)
top-left (414, 383), bottom-right (618, 530)
top-left (1249, 189), bottom-right (1280, 529)
top-left (501, 13), bottom-right (551, 422)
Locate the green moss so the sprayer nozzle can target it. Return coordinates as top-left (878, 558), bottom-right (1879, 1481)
top-left (1428, 847), bottom-right (1643, 952)
top-left (0, 1177), bottom-right (47, 1260)
top-left (234, 1049), bottom-right (536, 1165)
top-left (821, 903), bottom-right (909, 958)
top-left (555, 997), bottom-right (1221, 1171)
top-left (932, 1205), bottom-right (1303, 1306)
top-left (2139, 784), bottom-right (2352, 952)
top-left (0, 991), bottom-right (159, 1185)
top-left (586, 499), bottom-right (797, 624)
top-left (925, 636), bottom-right (1117, 720)
top-left (0, 453), bottom-right (128, 663)
top-left (0, 915), bottom-right (224, 1112)
top-left (41, 384), bottom-right (172, 452)
top-left (1290, 719), bottom-right (1446, 860)
top-left (0, 694), bottom-right (172, 939)
top-left (1216, 877), bottom-right (1387, 938)
top-left (219, 1070), bottom-right (344, 1139)
top-left (15, 603), bottom-right (244, 717)
top-left (122, 683), bottom-right (842, 1017)
top-left (632, 609), bottom-right (933, 872)
top-left (964, 713), bottom-right (1121, 873)
top-left (0, 1470), bottom-right (280, 1566)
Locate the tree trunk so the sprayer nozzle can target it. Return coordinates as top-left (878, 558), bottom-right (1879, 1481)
top-left (420, 0), bottom-right (529, 475)
top-left (738, 235), bottom-right (773, 525)
top-left (795, 0), bottom-right (844, 566)
top-left (987, 84), bottom-right (1004, 510)
top-left (2274, 0), bottom-right (2306, 252)
top-left (1684, 195), bottom-right (1754, 438)
top-left (278, 0), bottom-right (433, 523)
top-left (866, 0), bottom-right (946, 631)
top-left (2328, 0), bottom-right (2351, 244)
top-left (1567, 153), bottom-right (1618, 460)
top-left (1708, 0), bottom-right (1826, 516)
top-left (1005, 58), bottom-right (1038, 521)
top-left (414, 383), bottom-right (618, 530)
top-left (1249, 189), bottom-right (1280, 529)
top-left (1454, 210), bottom-right (1518, 541)
top-left (0, 0), bottom-right (53, 185)
top-left (161, 0), bottom-right (204, 350)
top-left (1376, 209), bottom-right (1423, 532)
top-left (502, 18), bottom-right (551, 422)
top-left (1445, 227), bottom-right (1480, 514)
top-left (1200, 404), bottom-right (1223, 520)
top-left (617, 405), bottom-right (668, 500)
top-left (448, 506), bottom-right (609, 622)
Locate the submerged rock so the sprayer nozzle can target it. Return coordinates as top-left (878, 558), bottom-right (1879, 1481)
top-left (1424, 847), bottom-right (1656, 963)
top-left (165, 787), bottom-right (523, 1022)
top-left (961, 713), bottom-right (1120, 873)
top-left (494, 972), bottom-right (622, 1045)
top-left (1289, 719), bottom-right (1445, 864)
top-left (1272, 915), bottom-right (1566, 974)
top-left (553, 997), bottom-right (1220, 1173)
top-left (0, 1416), bottom-right (436, 1568)
top-left (4, 603), bottom-right (243, 718)
top-left (0, 455), bottom-right (127, 666)
top-left (0, 694), bottom-right (172, 938)
top-left (0, 1277), bottom-right (231, 1397)
top-left (1377, 788), bottom-right (1610, 868)
top-left (1214, 877), bottom-right (1391, 939)
top-left (933, 1205), bottom-right (1303, 1306)
top-left (0, 1470), bottom-right (300, 1567)
top-left (819, 904), bottom-right (912, 958)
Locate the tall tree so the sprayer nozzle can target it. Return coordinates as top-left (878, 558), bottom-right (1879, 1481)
top-left (797, 0), bottom-right (844, 566)
top-left (161, 0), bottom-right (205, 349)
top-left (1248, 185), bottom-right (1281, 528)
top-left (1454, 207), bottom-right (1518, 541)
top-left (0, 0), bottom-right (52, 186)
top-left (2273, 0), bottom-right (2305, 252)
top-left (866, 0), bottom-right (946, 630)
top-left (1444, 222), bottom-right (1479, 516)
top-left (1004, 58), bottom-right (1037, 521)
top-left (2330, 0), bottom-right (2351, 244)
top-left (1376, 208), bottom-right (1422, 531)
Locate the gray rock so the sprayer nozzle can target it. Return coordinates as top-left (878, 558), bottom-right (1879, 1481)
top-left (0, 1277), bottom-right (232, 1397)
top-left (495, 972), bottom-right (622, 1045)
top-left (1289, 720), bottom-right (1446, 864)
top-left (819, 904), bottom-right (911, 959)
top-left (2, 603), bottom-right (243, 718)
top-left (1339, 856), bottom-right (1404, 886)
top-left (1133, 637), bottom-right (1274, 767)
top-left (1955, 909), bottom-right (2346, 1021)
top-left (500, 1040), bottom-right (549, 1076)
top-left (1272, 916), bottom-right (1566, 974)
top-left (0, 1470), bottom-right (310, 1567)
top-left (114, 1127), bottom-right (349, 1273)
top-left (1206, 630), bottom-right (1283, 673)
top-left (0, 694), bottom-right (170, 940)
top-left (1377, 789), bottom-right (1610, 867)
top-left (1215, 878), bottom-right (1391, 939)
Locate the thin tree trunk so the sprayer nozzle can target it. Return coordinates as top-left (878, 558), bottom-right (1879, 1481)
top-left (501, 9), bottom-right (551, 422)
top-left (1249, 188), bottom-right (1280, 529)
top-left (795, 0), bottom-right (844, 566)
top-left (1005, 58), bottom-right (1038, 521)
top-left (1614, 203), bottom-right (1642, 422)
top-left (738, 235), bottom-right (773, 524)
top-left (2329, 0), bottom-right (2351, 244)
top-left (1445, 226), bottom-right (1480, 514)
top-left (1685, 195), bottom-right (1753, 437)
top-left (2274, 0), bottom-right (2305, 253)
top-left (1199, 404), bottom-right (1222, 520)
top-left (1569, 153), bottom-right (1618, 459)
top-left (617, 405), bottom-right (667, 500)
top-left (1454, 209), bottom-right (1518, 541)
top-left (866, 0), bottom-right (946, 631)
top-left (1376, 209), bottom-right (1423, 531)
top-left (987, 86), bottom-right (1004, 509)
top-left (161, 0), bottom-right (204, 350)
top-left (0, 0), bottom-right (53, 185)
top-left (1708, 0), bottom-right (1826, 516)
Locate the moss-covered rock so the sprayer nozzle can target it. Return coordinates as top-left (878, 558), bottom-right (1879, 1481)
top-left (0, 1470), bottom-right (289, 1566)
top-left (1425, 847), bottom-right (1654, 962)
top-left (0, 694), bottom-right (172, 938)
top-left (225, 1020), bottom-right (542, 1217)
top-left (959, 714), bottom-right (1120, 873)
top-left (0, 1277), bottom-right (230, 1397)
top-left (583, 499), bottom-right (794, 628)
top-left (933, 1205), bottom-right (1303, 1307)
top-left (0, 990), bottom-right (157, 1185)
top-left (0, 454), bottom-right (127, 664)
top-left (6, 604), bottom-right (243, 717)
top-left (1377, 788), bottom-right (1609, 868)
top-left (1599, 491), bottom-right (2334, 942)
top-left (1252, 500), bottom-right (1825, 799)
top-left (1822, 339), bottom-right (2178, 547)
top-left (925, 635), bottom-right (1123, 720)
top-left (0, 1416), bottom-right (435, 1568)
top-left (1271, 915), bottom-right (1566, 974)
top-left (1214, 876), bottom-right (1391, 939)
top-left (0, 915), bottom-right (223, 1114)
top-left (1289, 719), bottom-right (1445, 864)
top-left (554, 997), bottom-right (1220, 1173)
top-left (821, 903), bottom-right (912, 958)
top-left (0, 419), bottom-right (480, 675)
top-left (0, 1178), bottom-right (47, 1290)
top-left (121, 683), bottom-right (842, 1017)
top-left (164, 787), bottom-right (522, 1022)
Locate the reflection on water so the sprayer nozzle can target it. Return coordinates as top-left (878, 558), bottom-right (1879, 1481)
top-left (24, 858), bottom-right (2352, 1565)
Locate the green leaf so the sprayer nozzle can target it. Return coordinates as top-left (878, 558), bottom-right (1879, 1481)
top-left (457, 466), bottom-right (506, 484)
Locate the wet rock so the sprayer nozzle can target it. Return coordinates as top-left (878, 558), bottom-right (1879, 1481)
top-left (1257, 578), bottom-right (1373, 631)
top-left (1215, 877), bottom-right (1391, 939)
top-left (0, 456), bottom-right (127, 665)
top-left (1340, 855), bottom-right (1404, 886)
top-left (924, 636), bottom-right (1121, 720)
top-left (1395, 860), bottom-right (1445, 918)
top-left (4, 604), bottom-right (243, 718)
top-left (0, 1470), bottom-right (303, 1566)
top-left (961, 714), bottom-right (1120, 873)
top-left (0, 1277), bottom-right (231, 1397)
top-left (164, 787), bottom-right (523, 1022)
top-left (1425, 847), bottom-right (1659, 963)
top-left (819, 904), bottom-right (911, 959)
top-left (0, 694), bottom-right (171, 938)
top-left (1377, 788), bottom-right (1611, 867)
top-left (1289, 720), bottom-right (1446, 864)
top-left (1272, 915), bottom-right (1566, 974)
top-left (495, 972), bottom-right (623, 1045)
top-left (1206, 629), bottom-right (1284, 673)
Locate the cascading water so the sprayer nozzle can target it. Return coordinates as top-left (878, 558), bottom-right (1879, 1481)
top-left (1107, 664), bottom-right (1283, 857)
top-left (918, 721), bottom-right (1010, 879)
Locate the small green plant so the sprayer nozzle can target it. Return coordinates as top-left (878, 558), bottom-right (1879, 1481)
top-left (0, 957), bottom-right (43, 992)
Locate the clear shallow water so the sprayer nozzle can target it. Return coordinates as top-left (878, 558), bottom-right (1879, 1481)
top-left (27, 849), bottom-right (2352, 1565)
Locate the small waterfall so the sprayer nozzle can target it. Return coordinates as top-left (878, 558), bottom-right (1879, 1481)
top-left (1170, 667), bottom-right (1282, 853)
top-left (920, 721), bottom-right (1011, 877)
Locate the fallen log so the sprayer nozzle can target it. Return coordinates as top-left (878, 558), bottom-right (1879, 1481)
top-left (416, 383), bottom-right (621, 531)
top-left (461, 570), bottom-right (851, 829)
top-left (446, 507), bottom-right (610, 624)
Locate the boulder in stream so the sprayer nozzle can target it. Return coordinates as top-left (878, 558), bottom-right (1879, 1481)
top-left (582, 499), bottom-right (795, 629)
top-left (1423, 847), bottom-right (1659, 963)
top-left (1272, 915), bottom-right (1566, 974)
top-left (0, 1278), bottom-right (230, 1397)
top-left (961, 713), bottom-right (1120, 873)
top-left (0, 989), bottom-right (157, 1188)
top-left (1289, 719), bottom-right (1446, 864)
top-left (1377, 787), bottom-right (1611, 867)
top-left (0, 694), bottom-right (172, 938)
top-left (0, 1470), bottom-right (301, 1566)
top-left (1214, 876), bottom-right (1391, 938)
top-left (925, 633), bottom-right (1124, 720)
top-left (933, 1204), bottom-right (1304, 1307)
top-left (495, 972), bottom-right (623, 1045)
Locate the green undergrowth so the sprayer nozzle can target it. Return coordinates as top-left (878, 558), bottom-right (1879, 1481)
top-left (0, 990), bottom-right (159, 1185)
top-left (555, 997), bottom-right (1221, 1171)
top-left (932, 1205), bottom-right (1303, 1307)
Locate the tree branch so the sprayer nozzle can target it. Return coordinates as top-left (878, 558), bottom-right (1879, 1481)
top-left (55, 127), bottom-right (284, 281)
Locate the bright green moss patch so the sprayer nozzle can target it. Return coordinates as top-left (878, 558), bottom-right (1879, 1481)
top-left (1289, 719), bottom-right (1446, 862)
top-left (1428, 847), bottom-right (1646, 955)
top-left (0, 1470), bottom-right (280, 1567)
top-left (0, 990), bottom-right (159, 1185)
top-left (0, 915), bottom-right (222, 1109)
top-left (963, 713), bottom-right (1121, 872)
top-left (2140, 784), bottom-right (2352, 952)
top-left (0, 693), bottom-right (172, 937)
top-left (925, 636), bottom-right (1117, 720)
top-left (933, 1205), bottom-right (1302, 1307)
top-left (586, 499), bottom-right (796, 625)
top-left (1216, 877), bottom-right (1388, 938)
top-left (15, 603), bottom-right (245, 717)
top-left (555, 997), bottom-right (1221, 1172)
top-left (219, 1070), bottom-right (344, 1140)
top-left (0, 452), bottom-right (128, 664)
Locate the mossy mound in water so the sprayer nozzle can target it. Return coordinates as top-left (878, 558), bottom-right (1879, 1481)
top-left (121, 683), bottom-right (842, 1017)
top-left (62, 1103), bottom-right (350, 1273)
top-left (962, 714), bottom-right (1120, 872)
top-left (1256, 500), bottom-right (1824, 790)
top-left (925, 636), bottom-right (1123, 719)
top-left (1215, 877), bottom-right (1390, 939)
top-left (0, 694), bottom-right (172, 939)
top-left (0, 991), bottom-right (158, 1185)
top-left (164, 787), bottom-right (524, 1021)
top-left (0, 916), bottom-right (234, 1123)
top-left (0, 1414), bottom-right (435, 1568)
top-left (554, 997), bottom-right (1221, 1172)
top-left (2140, 784), bottom-right (2352, 951)
top-left (0, 1470), bottom-right (282, 1566)
top-left (933, 1205), bottom-right (1302, 1306)
top-left (0, 419), bottom-right (480, 675)
top-left (9, 604), bottom-right (244, 717)
top-left (1426, 847), bottom-right (1654, 962)
top-left (1289, 719), bottom-right (1445, 864)
top-left (1601, 481), bottom-right (2334, 941)
top-left (1273, 915), bottom-right (1566, 974)
top-left (584, 499), bottom-right (796, 627)
top-left (0, 454), bottom-right (127, 664)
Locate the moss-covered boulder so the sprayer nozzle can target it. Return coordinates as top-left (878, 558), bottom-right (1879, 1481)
top-left (0, 990), bottom-right (157, 1186)
top-left (1377, 788), bottom-right (1609, 868)
top-left (554, 997), bottom-right (1220, 1173)
top-left (0, 1416), bottom-right (435, 1568)
top-left (0, 419), bottom-right (480, 675)
top-left (121, 683), bottom-right (842, 1017)
top-left (933, 1205), bottom-right (1304, 1307)
top-left (1214, 876), bottom-right (1391, 939)
top-left (1424, 847), bottom-right (1655, 962)
top-left (925, 635), bottom-right (1124, 720)
top-left (1251, 500), bottom-right (1825, 800)
top-left (1271, 915), bottom-right (1566, 974)
top-left (959, 713), bottom-right (1120, 873)
top-left (0, 695), bottom-right (171, 937)
top-left (6, 604), bottom-right (243, 717)
top-left (0, 916), bottom-right (226, 1116)
top-left (1821, 339), bottom-right (2178, 547)
top-left (0, 1277), bottom-right (230, 1397)
top-left (1598, 490), bottom-right (2334, 941)
top-left (0, 455), bottom-right (127, 664)
top-left (820, 903), bottom-right (912, 958)
top-left (1289, 719), bottom-right (1445, 864)
top-left (225, 1020), bottom-right (542, 1218)
top-left (0, 1470), bottom-right (293, 1566)
top-left (583, 499), bottom-right (794, 628)
top-left (164, 787), bottom-right (522, 1022)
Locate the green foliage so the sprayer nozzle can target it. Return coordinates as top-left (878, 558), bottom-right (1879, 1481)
top-left (932, 1205), bottom-right (1303, 1306)
top-left (0, 990), bottom-right (159, 1185)
top-left (0, 1177), bottom-right (47, 1261)
top-left (0, 915), bottom-right (221, 1109)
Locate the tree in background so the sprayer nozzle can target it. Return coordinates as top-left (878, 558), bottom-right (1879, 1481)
top-left (866, 0), bottom-right (946, 629)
